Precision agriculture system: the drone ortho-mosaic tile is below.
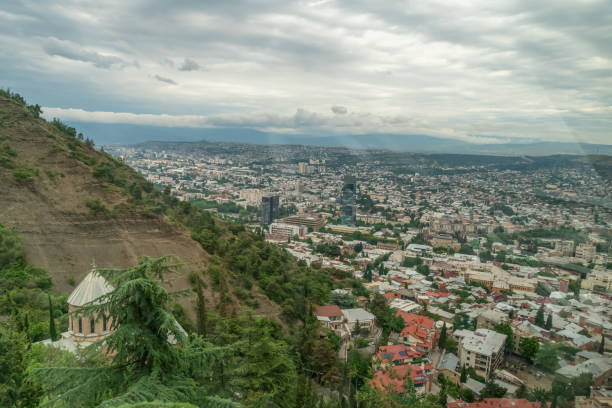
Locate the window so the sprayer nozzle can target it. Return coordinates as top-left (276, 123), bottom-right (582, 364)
top-left (90, 318), bottom-right (95, 333)
top-left (78, 318), bottom-right (82, 333)
top-left (103, 315), bottom-right (108, 331)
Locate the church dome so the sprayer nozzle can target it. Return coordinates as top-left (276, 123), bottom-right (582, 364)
top-left (67, 270), bottom-right (114, 307)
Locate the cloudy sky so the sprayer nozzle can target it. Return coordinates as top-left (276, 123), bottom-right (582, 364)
top-left (1, 0), bottom-right (611, 144)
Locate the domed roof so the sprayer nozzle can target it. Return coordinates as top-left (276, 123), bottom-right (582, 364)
top-left (67, 270), bottom-right (114, 307)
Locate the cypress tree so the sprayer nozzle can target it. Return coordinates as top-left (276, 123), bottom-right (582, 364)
top-left (439, 322), bottom-right (447, 350)
top-left (48, 295), bottom-right (58, 341)
top-left (599, 336), bottom-right (605, 354)
top-left (535, 305), bottom-right (545, 327)
top-left (460, 365), bottom-right (467, 383)
top-left (194, 282), bottom-right (207, 336)
top-left (545, 314), bottom-right (553, 330)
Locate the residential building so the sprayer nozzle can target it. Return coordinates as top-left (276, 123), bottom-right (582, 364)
top-left (556, 357), bottom-right (612, 388)
top-left (437, 352), bottom-right (461, 384)
top-left (477, 309), bottom-right (509, 330)
top-left (315, 305), bottom-right (344, 331)
top-left (268, 222), bottom-right (305, 240)
top-left (455, 329), bottom-right (506, 379)
top-left (576, 243), bottom-right (597, 263)
top-left (555, 240), bottom-right (575, 257)
top-left (375, 344), bottom-right (422, 367)
top-left (395, 312), bottom-right (436, 352)
top-left (342, 308), bottom-right (376, 333)
top-left (370, 363), bottom-right (431, 392)
top-left (298, 162), bottom-right (309, 175)
top-left (581, 270), bottom-right (612, 295)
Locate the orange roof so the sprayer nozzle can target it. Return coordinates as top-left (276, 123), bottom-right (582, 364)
top-left (376, 344), bottom-right (421, 363)
top-left (396, 312), bottom-right (434, 329)
top-left (425, 291), bottom-right (450, 297)
top-left (315, 305), bottom-right (343, 317)
top-left (370, 364), bottom-right (427, 393)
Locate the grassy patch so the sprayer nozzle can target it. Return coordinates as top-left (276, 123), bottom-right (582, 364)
top-left (85, 199), bottom-right (109, 215)
top-left (12, 165), bottom-right (39, 184)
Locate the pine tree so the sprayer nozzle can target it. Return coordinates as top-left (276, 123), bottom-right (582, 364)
top-left (48, 295), bottom-right (58, 341)
top-left (545, 314), bottom-right (552, 330)
top-left (32, 256), bottom-right (244, 407)
top-left (535, 305), bottom-right (545, 328)
top-left (439, 322), bottom-right (447, 350)
top-left (460, 365), bottom-right (467, 383)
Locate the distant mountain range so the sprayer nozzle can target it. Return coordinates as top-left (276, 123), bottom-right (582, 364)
top-left (71, 122), bottom-right (612, 156)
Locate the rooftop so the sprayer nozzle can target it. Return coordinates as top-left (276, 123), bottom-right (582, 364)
top-left (458, 329), bottom-right (507, 356)
top-left (342, 308), bottom-right (375, 323)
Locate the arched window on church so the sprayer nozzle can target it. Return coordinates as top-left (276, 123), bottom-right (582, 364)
top-left (90, 318), bottom-right (95, 334)
top-left (103, 315), bottom-right (108, 332)
top-left (78, 318), bottom-right (82, 333)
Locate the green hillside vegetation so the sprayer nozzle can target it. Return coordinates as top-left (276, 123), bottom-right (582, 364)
top-left (0, 90), bottom-right (433, 407)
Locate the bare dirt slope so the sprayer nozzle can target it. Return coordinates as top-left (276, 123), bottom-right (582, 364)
top-left (0, 97), bottom-right (209, 293)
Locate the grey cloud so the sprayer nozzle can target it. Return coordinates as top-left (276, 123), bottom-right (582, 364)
top-left (331, 106), bottom-right (348, 115)
top-left (2, 0), bottom-right (611, 144)
top-left (154, 75), bottom-right (177, 85)
top-left (179, 58), bottom-right (200, 71)
top-left (42, 38), bottom-right (127, 69)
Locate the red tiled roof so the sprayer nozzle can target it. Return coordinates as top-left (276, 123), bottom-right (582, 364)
top-left (370, 364), bottom-right (427, 393)
top-left (376, 344), bottom-right (421, 363)
top-left (315, 305), bottom-right (343, 317)
top-left (425, 291), bottom-right (450, 298)
top-left (396, 312), bottom-right (434, 329)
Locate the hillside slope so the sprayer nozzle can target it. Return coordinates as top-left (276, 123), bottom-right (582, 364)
top-left (0, 95), bottom-right (208, 292)
top-left (0, 92), bottom-right (283, 321)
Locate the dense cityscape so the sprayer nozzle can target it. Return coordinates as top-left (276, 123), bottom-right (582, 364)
top-left (106, 140), bottom-right (612, 406)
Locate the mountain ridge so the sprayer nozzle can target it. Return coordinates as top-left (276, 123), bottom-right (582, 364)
top-left (69, 121), bottom-right (612, 156)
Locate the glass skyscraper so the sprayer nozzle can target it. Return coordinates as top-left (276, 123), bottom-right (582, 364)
top-left (341, 176), bottom-right (356, 226)
top-left (261, 195), bottom-right (279, 225)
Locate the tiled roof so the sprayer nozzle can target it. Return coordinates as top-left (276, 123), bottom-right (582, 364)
top-left (315, 305), bottom-right (343, 317)
top-left (396, 312), bottom-right (434, 329)
top-left (370, 364), bottom-right (427, 393)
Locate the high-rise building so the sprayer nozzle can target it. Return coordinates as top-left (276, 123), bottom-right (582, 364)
top-left (260, 195), bottom-right (279, 225)
top-left (341, 175), bottom-right (356, 226)
top-left (298, 162), bottom-right (309, 175)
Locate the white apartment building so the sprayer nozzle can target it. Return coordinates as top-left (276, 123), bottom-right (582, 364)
top-left (454, 329), bottom-right (507, 379)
